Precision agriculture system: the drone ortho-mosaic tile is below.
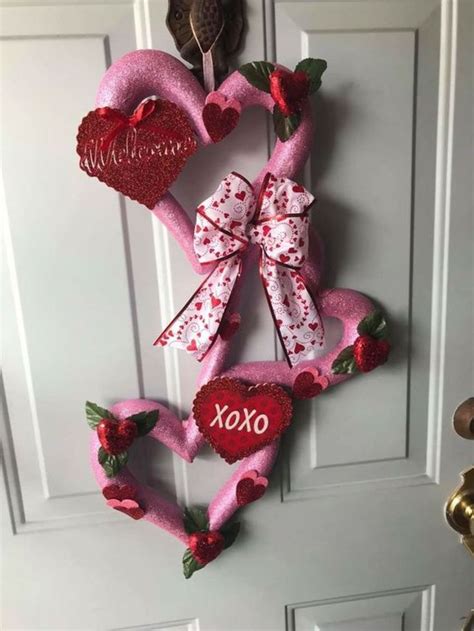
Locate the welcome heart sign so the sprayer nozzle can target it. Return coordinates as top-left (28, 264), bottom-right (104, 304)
top-left (80, 50), bottom-right (388, 577)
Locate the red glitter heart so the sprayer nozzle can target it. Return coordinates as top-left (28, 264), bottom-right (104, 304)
top-left (193, 378), bottom-right (292, 464)
top-left (102, 484), bottom-right (137, 501)
top-left (113, 504), bottom-right (145, 520)
top-left (202, 102), bottom-right (240, 143)
top-left (236, 471), bottom-right (268, 506)
top-left (106, 497), bottom-right (145, 520)
top-left (219, 313), bottom-right (241, 341)
top-left (293, 371), bottom-right (323, 399)
top-left (77, 99), bottom-right (197, 209)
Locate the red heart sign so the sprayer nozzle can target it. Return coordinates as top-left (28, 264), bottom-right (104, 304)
top-left (193, 378), bottom-right (292, 463)
top-left (76, 98), bottom-right (197, 209)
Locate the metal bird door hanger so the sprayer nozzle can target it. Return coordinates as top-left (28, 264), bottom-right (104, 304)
top-left (166, 0), bottom-right (245, 91)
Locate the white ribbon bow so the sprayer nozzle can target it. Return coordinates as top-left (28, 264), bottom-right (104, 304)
top-left (155, 172), bottom-right (324, 366)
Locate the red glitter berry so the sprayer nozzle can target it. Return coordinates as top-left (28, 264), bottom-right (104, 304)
top-left (353, 335), bottom-right (390, 372)
top-left (269, 69), bottom-right (310, 117)
top-left (97, 418), bottom-right (137, 455)
top-left (188, 531), bottom-right (225, 565)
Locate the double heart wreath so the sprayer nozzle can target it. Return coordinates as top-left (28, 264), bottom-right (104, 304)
top-left (77, 50), bottom-right (391, 578)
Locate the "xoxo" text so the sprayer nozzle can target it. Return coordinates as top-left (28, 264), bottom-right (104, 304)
top-left (210, 404), bottom-right (269, 435)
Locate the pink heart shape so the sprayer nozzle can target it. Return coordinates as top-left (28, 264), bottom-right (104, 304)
top-left (90, 50), bottom-right (375, 556)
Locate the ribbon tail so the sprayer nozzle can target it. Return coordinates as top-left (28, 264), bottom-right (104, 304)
top-left (154, 257), bottom-right (241, 360)
top-left (260, 257), bottom-right (324, 367)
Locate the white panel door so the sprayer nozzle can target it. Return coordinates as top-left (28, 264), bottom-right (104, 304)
top-left (1, 0), bottom-right (472, 630)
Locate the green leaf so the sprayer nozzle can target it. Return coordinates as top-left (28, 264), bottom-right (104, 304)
top-left (273, 105), bottom-right (301, 142)
top-left (332, 345), bottom-right (358, 374)
top-left (357, 310), bottom-right (388, 340)
top-left (127, 409), bottom-right (159, 437)
top-left (98, 449), bottom-right (128, 478)
top-left (85, 400), bottom-right (114, 430)
top-left (98, 446), bottom-right (108, 465)
top-left (239, 61), bottom-right (275, 92)
top-left (183, 507), bottom-right (209, 534)
top-left (220, 521), bottom-right (241, 549)
top-left (182, 548), bottom-right (204, 579)
top-left (295, 58), bottom-right (327, 93)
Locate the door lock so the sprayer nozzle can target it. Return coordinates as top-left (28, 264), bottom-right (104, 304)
top-left (445, 467), bottom-right (474, 556)
top-left (453, 397), bottom-right (474, 440)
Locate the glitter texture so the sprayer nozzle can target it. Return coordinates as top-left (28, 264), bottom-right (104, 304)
top-left (77, 98), bottom-right (197, 208)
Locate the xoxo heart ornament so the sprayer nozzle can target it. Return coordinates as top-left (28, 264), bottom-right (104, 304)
top-left (193, 378), bottom-right (293, 464)
top-left (88, 50), bottom-right (383, 573)
top-left (77, 98), bottom-right (197, 209)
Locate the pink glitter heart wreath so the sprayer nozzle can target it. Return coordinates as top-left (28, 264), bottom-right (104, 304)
top-left (90, 50), bottom-right (376, 561)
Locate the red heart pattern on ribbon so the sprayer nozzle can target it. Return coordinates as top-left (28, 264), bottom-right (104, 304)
top-left (155, 172), bottom-right (324, 365)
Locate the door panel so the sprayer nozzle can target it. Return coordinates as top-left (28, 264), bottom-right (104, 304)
top-left (1, 2), bottom-right (144, 530)
top-left (276, 0), bottom-right (443, 499)
top-left (1, 1), bottom-right (472, 630)
top-left (287, 585), bottom-right (433, 631)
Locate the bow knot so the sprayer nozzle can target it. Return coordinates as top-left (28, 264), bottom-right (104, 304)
top-left (155, 172), bottom-right (324, 366)
top-left (98, 98), bottom-right (157, 150)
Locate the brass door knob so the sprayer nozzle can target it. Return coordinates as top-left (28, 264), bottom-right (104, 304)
top-left (445, 467), bottom-right (474, 555)
top-left (453, 397), bottom-right (474, 439)
top-left (462, 610), bottom-right (474, 631)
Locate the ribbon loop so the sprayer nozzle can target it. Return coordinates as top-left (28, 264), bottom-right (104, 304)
top-left (194, 172), bottom-right (255, 264)
top-left (155, 172), bottom-right (324, 366)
